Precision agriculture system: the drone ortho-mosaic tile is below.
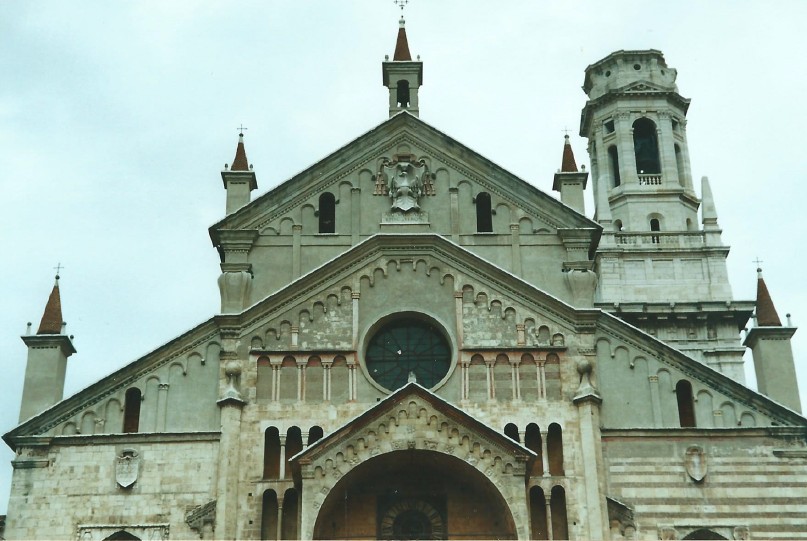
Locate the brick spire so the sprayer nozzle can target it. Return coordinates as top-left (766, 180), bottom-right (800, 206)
top-left (37, 276), bottom-right (63, 335)
top-left (230, 133), bottom-right (250, 172)
top-left (561, 134), bottom-right (578, 173)
top-left (755, 268), bottom-right (782, 327)
top-left (393, 16), bottom-right (412, 61)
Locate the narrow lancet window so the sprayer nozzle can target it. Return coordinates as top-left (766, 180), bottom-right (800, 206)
top-left (547, 423), bottom-right (564, 476)
top-left (608, 145), bottom-right (621, 187)
top-left (318, 192), bottom-right (335, 233)
top-left (633, 118), bottom-right (661, 174)
top-left (676, 380), bottom-right (696, 427)
top-left (396, 79), bottom-right (410, 107)
top-left (123, 387), bottom-right (141, 433)
top-left (476, 192), bottom-right (493, 232)
top-left (264, 427), bottom-right (281, 479)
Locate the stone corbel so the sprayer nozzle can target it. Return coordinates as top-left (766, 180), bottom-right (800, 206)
top-left (186, 499), bottom-right (217, 539)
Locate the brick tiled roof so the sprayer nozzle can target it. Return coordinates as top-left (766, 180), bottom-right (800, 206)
top-left (393, 18), bottom-right (412, 61)
top-left (561, 135), bottom-right (578, 173)
top-left (37, 279), bottom-right (63, 334)
top-left (755, 270), bottom-right (782, 327)
top-left (231, 133), bottom-right (249, 171)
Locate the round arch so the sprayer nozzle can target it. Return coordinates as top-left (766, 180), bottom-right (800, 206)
top-left (312, 450), bottom-right (517, 540)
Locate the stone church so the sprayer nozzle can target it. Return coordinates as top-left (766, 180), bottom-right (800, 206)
top-left (3, 17), bottom-right (806, 541)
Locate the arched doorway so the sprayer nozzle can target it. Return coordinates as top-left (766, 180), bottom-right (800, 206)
top-left (312, 450), bottom-right (517, 540)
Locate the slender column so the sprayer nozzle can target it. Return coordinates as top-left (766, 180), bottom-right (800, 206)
top-left (510, 224), bottom-right (522, 275)
top-left (657, 112), bottom-right (679, 186)
top-left (516, 324), bottom-right (526, 346)
top-left (272, 365), bottom-right (281, 402)
top-left (290, 326), bottom-right (299, 348)
top-left (296, 361), bottom-right (306, 402)
top-left (541, 431), bottom-right (550, 476)
top-left (461, 361), bottom-right (470, 401)
top-left (156, 383), bottom-right (169, 432)
top-left (449, 187), bottom-right (460, 242)
top-left (486, 360), bottom-right (494, 400)
top-left (302, 431), bottom-right (310, 449)
top-left (351, 187), bottom-right (361, 244)
top-left (279, 435), bottom-right (287, 479)
top-left (351, 292), bottom-right (360, 349)
top-left (545, 496), bottom-right (554, 541)
top-left (215, 387), bottom-right (246, 538)
top-left (322, 361), bottom-right (332, 402)
top-left (648, 375), bottom-right (663, 426)
top-left (537, 359), bottom-right (547, 400)
top-left (575, 394), bottom-right (609, 539)
top-left (276, 501), bottom-right (284, 541)
top-left (616, 112), bottom-right (638, 185)
top-left (292, 224), bottom-right (302, 278)
top-left (511, 360), bottom-right (521, 400)
top-left (454, 291), bottom-right (464, 348)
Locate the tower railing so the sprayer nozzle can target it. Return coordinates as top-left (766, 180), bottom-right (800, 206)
top-left (614, 231), bottom-right (706, 247)
top-left (637, 174), bottom-right (663, 186)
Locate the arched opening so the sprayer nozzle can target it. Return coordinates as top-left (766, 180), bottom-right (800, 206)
top-left (607, 145), bottom-right (621, 187)
top-left (676, 380), bottom-right (697, 427)
top-left (524, 423), bottom-right (543, 476)
top-left (264, 427), bottom-right (281, 479)
top-left (550, 485), bottom-right (569, 540)
top-left (529, 486), bottom-right (548, 540)
top-left (123, 387), bottom-right (141, 433)
top-left (475, 192), bottom-right (493, 233)
top-left (650, 217), bottom-right (661, 244)
top-left (547, 423), bottom-right (564, 476)
top-left (103, 532), bottom-right (141, 541)
top-left (633, 118), bottom-right (661, 174)
top-left (318, 192), bottom-right (335, 234)
top-left (285, 426), bottom-right (303, 478)
top-left (683, 529), bottom-right (727, 540)
top-left (261, 489), bottom-right (279, 540)
top-left (313, 450), bottom-right (516, 540)
top-left (257, 357), bottom-right (272, 400)
top-left (396, 79), bottom-right (410, 107)
top-left (308, 425), bottom-right (324, 446)
top-left (503, 423), bottom-right (519, 443)
top-left (614, 219), bottom-right (623, 232)
top-left (282, 488), bottom-right (299, 540)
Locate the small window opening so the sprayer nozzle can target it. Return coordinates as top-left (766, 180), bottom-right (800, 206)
top-left (264, 427), bottom-right (281, 479)
top-left (318, 192), bottom-right (335, 233)
top-left (604, 120), bottom-right (615, 134)
top-left (503, 423), bottom-right (519, 443)
top-left (614, 219), bottom-right (623, 232)
top-left (607, 145), bottom-right (621, 187)
top-left (308, 425), bottom-right (324, 446)
top-left (525, 423), bottom-right (543, 476)
top-left (396, 79), bottom-right (410, 108)
top-left (547, 423), bottom-right (564, 476)
top-left (676, 380), bottom-right (696, 427)
top-left (285, 426), bottom-right (303, 479)
top-left (650, 218), bottom-right (660, 244)
top-left (674, 144), bottom-right (685, 187)
top-left (123, 387), bottom-right (141, 433)
top-left (476, 192), bottom-right (493, 232)
top-left (550, 486), bottom-right (569, 540)
top-left (529, 486), bottom-right (549, 540)
top-left (633, 118), bottom-right (661, 174)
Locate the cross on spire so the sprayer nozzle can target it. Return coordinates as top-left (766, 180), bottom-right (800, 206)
top-left (53, 262), bottom-right (63, 279)
top-left (753, 257), bottom-right (764, 270)
top-left (562, 127), bottom-right (572, 137)
top-left (237, 124), bottom-right (248, 136)
top-left (393, 0), bottom-right (408, 12)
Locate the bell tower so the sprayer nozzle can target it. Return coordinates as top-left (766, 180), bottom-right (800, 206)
top-left (382, 16), bottom-right (423, 118)
top-left (581, 50), bottom-right (754, 381)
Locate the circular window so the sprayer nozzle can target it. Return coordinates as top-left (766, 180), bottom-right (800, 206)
top-left (365, 317), bottom-right (451, 391)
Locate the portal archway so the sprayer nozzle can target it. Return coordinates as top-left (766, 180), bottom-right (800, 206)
top-left (312, 450), bottom-right (516, 540)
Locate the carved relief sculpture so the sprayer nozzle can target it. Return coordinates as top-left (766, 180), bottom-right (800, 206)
top-left (376, 154), bottom-right (434, 212)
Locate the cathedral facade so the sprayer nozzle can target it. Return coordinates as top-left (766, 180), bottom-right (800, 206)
top-left (3, 20), bottom-right (806, 541)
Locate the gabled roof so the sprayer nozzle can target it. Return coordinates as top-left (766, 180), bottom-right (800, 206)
top-left (8, 235), bottom-right (804, 447)
top-left (293, 382), bottom-right (534, 465)
top-left (209, 112), bottom-right (600, 245)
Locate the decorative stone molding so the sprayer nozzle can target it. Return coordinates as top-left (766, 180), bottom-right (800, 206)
top-left (218, 270), bottom-right (252, 314)
top-left (76, 524), bottom-right (169, 541)
top-left (186, 500), bottom-right (216, 539)
top-left (565, 268), bottom-right (598, 307)
top-left (684, 445), bottom-right (707, 482)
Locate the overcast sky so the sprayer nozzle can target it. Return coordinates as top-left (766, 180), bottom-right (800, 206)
top-left (1, 1), bottom-right (806, 513)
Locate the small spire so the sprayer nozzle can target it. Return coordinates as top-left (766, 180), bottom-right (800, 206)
top-left (561, 134), bottom-right (579, 173)
top-left (755, 267), bottom-right (782, 327)
top-left (701, 176), bottom-right (719, 228)
top-left (37, 275), bottom-right (64, 335)
top-left (230, 132), bottom-right (250, 172)
top-left (393, 16), bottom-right (412, 61)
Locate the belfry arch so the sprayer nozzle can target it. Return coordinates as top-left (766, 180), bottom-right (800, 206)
top-left (312, 450), bottom-right (516, 540)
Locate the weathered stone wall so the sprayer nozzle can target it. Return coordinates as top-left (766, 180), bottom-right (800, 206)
top-left (4, 435), bottom-right (219, 540)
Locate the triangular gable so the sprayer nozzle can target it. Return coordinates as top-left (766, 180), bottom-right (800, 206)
top-left (209, 112), bottom-right (599, 242)
top-left (292, 381), bottom-right (535, 469)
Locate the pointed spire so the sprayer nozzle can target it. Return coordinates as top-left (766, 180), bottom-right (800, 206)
top-left (393, 16), bottom-right (412, 61)
top-left (230, 133), bottom-right (250, 172)
top-left (37, 275), bottom-right (63, 335)
top-left (561, 134), bottom-right (578, 173)
top-left (701, 175), bottom-right (719, 228)
top-left (755, 267), bottom-right (783, 327)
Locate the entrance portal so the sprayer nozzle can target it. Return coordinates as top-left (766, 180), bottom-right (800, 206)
top-left (312, 450), bottom-right (516, 540)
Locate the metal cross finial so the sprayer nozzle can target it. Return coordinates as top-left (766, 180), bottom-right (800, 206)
top-left (562, 127), bottom-right (573, 137)
top-left (53, 262), bottom-right (63, 279)
top-left (753, 257), bottom-right (764, 269)
top-left (393, 0), bottom-right (408, 12)
top-left (237, 124), bottom-right (248, 135)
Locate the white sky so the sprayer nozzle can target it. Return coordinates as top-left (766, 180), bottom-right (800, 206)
top-left (1, 1), bottom-right (806, 514)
